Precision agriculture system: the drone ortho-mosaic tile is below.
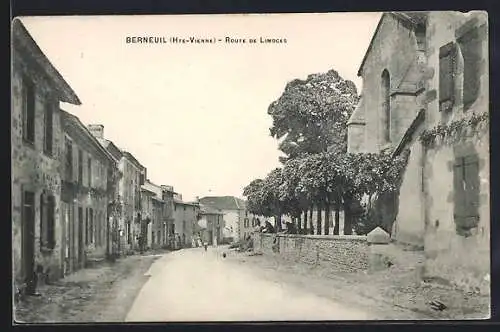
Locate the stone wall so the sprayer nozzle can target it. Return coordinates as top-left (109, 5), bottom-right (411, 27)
top-left (358, 13), bottom-right (421, 153)
top-left (392, 132), bottom-right (426, 247)
top-left (253, 233), bottom-right (369, 273)
top-left (12, 51), bottom-right (64, 283)
top-left (421, 11), bottom-right (490, 295)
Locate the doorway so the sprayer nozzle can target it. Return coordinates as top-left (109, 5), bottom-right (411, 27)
top-left (21, 190), bottom-right (35, 284)
top-left (78, 207), bottom-right (84, 268)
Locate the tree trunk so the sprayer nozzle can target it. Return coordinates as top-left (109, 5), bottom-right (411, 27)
top-left (297, 215), bottom-right (302, 234)
top-left (333, 202), bottom-right (340, 235)
top-left (344, 196), bottom-right (353, 235)
top-left (316, 204), bottom-right (322, 235)
top-left (324, 203), bottom-right (330, 235)
top-left (276, 214), bottom-right (282, 232)
top-left (303, 210), bottom-right (308, 234)
top-left (309, 209), bottom-right (314, 234)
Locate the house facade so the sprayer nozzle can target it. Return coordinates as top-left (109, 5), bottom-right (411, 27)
top-left (140, 180), bottom-right (175, 249)
top-left (198, 205), bottom-right (224, 246)
top-left (88, 125), bottom-right (146, 255)
top-left (60, 112), bottom-right (117, 274)
top-left (11, 19), bottom-right (82, 287)
top-left (347, 11), bottom-right (489, 293)
top-left (198, 196), bottom-right (261, 242)
top-left (160, 185), bottom-right (176, 248)
top-left (173, 194), bottom-right (200, 248)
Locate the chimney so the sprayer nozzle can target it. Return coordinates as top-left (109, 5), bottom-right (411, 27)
top-left (87, 124), bottom-right (104, 139)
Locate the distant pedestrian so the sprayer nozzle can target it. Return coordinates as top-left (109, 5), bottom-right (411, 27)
top-left (204, 242), bottom-right (208, 251)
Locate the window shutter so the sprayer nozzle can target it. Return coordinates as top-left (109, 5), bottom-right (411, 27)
top-left (44, 101), bottom-right (53, 155)
top-left (48, 195), bottom-right (55, 249)
top-left (439, 42), bottom-right (456, 112)
top-left (463, 156), bottom-right (480, 221)
top-left (453, 160), bottom-right (466, 219)
top-left (458, 28), bottom-right (482, 109)
top-left (40, 194), bottom-right (46, 248)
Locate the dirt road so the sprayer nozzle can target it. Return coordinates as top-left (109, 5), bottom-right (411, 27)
top-left (126, 246), bottom-right (380, 321)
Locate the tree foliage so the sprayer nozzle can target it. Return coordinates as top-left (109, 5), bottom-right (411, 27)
top-left (244, 68), bottom-right (410, 235)
top-left (268, 69), bottom-right (359, 162)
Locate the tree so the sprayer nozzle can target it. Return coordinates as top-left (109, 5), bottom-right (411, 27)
top-left (279, 158), bottom-right (309, 231)
top-left (268, 69), bottom-right (359, 162)
top-left (243, 179), bottom-right (271, 217)
top-left (243, 169), bottom-right (287, 233)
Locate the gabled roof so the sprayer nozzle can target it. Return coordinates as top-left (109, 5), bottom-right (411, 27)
top-left (60, 110), bottom-right (116, 165)
top-left (199, 196), bottom-right (245, 211)
top-left (12, 19), bottom-right (81, 105)
top-left (200, 204), bottom-right (224, 215)
top-left (98, 139), bottom-right (123, 162)
top-left (122, 151), bottom-right (145, 171)
top-left (357, 12), bottom-right (428, 77)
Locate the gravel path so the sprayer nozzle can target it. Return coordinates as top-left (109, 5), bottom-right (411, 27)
top-left (13, 253), bottom-right (163, 323)
top-left (222, 248), bottom-right (490, 320)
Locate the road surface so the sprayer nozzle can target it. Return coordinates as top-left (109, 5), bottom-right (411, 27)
top-left (125, 246), bottom-right (376, 322)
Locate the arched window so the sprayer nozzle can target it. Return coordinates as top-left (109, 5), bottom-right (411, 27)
top-left (381, 70), bottom-right (391, 143)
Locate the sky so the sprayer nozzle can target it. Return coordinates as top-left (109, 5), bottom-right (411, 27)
top-left (20, 13), bottom-right (382, 202)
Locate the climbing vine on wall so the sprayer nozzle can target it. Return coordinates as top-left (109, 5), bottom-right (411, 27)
top-left (419, 112), bottom-right (489, 148)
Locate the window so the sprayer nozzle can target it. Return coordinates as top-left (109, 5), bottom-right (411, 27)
top-left (40, 193), bottom-right (56, 250)
top-left (65, 138), bottom-right (73, 181)
top-left (458, 27), bottom-right (482, 109)
top-left (439, 42), bottom-right (457, 112)
top-left (78, 150), bottom-right (83, 185)
top-left (453, 154), bottom-right (480, 236)
top-left (43, 100), bottom-right (53, 155)
top-left (88, 157), bottom-right (92, 187)
top-left (22, 76), bottom-right (35, 144)
top-left (381, 70), bottom-right (391, 143)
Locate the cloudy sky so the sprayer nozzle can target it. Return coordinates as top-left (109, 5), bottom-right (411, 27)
top-left (20, 13), bottom-right (381, 201)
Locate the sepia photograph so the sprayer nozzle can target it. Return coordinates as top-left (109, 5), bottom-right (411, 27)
top-left (11, 11), bottom-right (490, 323)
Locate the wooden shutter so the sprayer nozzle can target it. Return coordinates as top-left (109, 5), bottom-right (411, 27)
top-left (463, 155), bottom-right (480, 228)
top-left (47, 195), bottom-right (55, 249)
top-left (454, 155), bottom-right (480, 235)
top-left (44, 101), bottom-right (53, 155)
top-left (40, 193), bottom-right (47, 248)
top-left (23, 77), bottom-right (36, 143)
top-left (439, 42), bottom-right (456, 111)
top-left (453, 159), bottom-right (466, 226)
top-left (458, 28), bottom-right (482, 109)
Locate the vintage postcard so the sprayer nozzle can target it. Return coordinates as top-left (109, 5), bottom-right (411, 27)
top-left (11, 11), bottom-right (490, 323)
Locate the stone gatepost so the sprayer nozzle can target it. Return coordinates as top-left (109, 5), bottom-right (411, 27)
top-left (367, 227), bottom-right (392, 272)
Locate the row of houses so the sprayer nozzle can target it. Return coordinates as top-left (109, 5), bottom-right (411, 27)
top-left (12, 19), bottom-right (259, 290)
top-left (346, 11), bottom-right (489, 289)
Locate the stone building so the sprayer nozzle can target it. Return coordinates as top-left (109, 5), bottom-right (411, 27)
top-left (60, 112), bottom-right (118, 274)
top-left (173, 194), bottom-right (200, 248)
top-left (199, 196), bottom-right (260, 242)
top-left (141, 180), bottom-right (175, 249)
top-left (160, 185), bottom-right (176, 248)
top-left (198, 205), bottom-right (224, 246)
top-left (347, 11), bottom-right (489, 292)
top-left (11, 19), bottom-right (82, 286)
top-left (88, 125), bottom-right (146, 255)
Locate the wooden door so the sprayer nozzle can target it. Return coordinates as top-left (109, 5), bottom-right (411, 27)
top-left (22, 191), bottom-right (35, 284)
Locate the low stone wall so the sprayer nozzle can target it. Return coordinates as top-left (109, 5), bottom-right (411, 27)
top-left (253, 233), bottom-right (369, 273)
